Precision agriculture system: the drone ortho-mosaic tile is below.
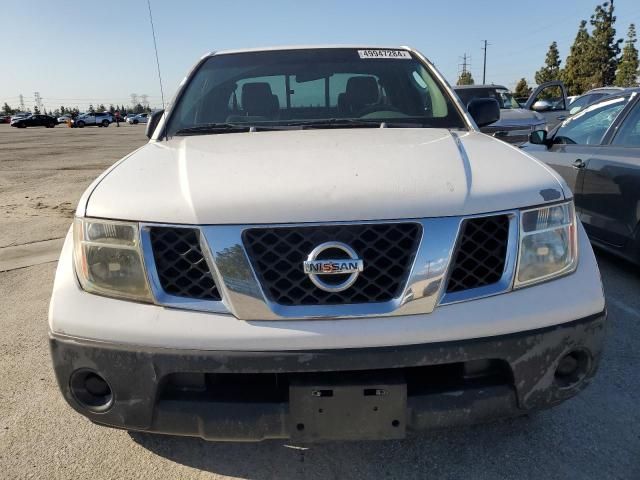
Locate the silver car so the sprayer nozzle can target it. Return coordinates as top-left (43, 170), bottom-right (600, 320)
top-left (566, 87), bottom-right (627, 116)
top-left (126, 113), bottom-right (149, 124)
top-left (454, 84), bottom-right (546, 144)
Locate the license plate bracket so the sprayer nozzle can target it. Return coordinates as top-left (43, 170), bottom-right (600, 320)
top-left (289, 373), bottom-right (406, 441)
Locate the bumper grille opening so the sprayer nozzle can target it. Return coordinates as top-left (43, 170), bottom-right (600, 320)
top-left (446, 215), bottom-right (510, 293)
top-left (149, 227), bottom-right (221, 301)
top-left (159, 360), bottom-right (511, 403)
top-left (242, 223), bottom-right (422, 306)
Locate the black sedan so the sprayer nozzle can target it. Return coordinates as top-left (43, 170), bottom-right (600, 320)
top-left (10, 114), bottom-right (58, 128)
top-left (522, 89), bottom-right (640, 264)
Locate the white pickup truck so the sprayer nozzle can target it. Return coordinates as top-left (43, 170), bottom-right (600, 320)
top-left (49, 46), bottom-right (606, 442)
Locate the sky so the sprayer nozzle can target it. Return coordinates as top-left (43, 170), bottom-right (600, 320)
top-left (2, 0), bottom-right (639, 112)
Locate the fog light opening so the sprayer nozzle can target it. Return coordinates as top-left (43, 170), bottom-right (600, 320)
top-left (70, 369), bottom-right (113, 412)
top-left (554, 350), bottom-right (590, 389)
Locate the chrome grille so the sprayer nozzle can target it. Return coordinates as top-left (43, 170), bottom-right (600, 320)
top-left (445, 215), bottom-right (510, 293)
top-left (243, 223), bottom-right (422, 306)
top-left (149, 227), bottom-right (221, 301)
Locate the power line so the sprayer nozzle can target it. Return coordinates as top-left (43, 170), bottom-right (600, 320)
top-left (458, 53), bottom-right (471, 75)
top-left (147, 0), bottom-right (165, 110)
top-left (34, 92), bottom-right (42, 111)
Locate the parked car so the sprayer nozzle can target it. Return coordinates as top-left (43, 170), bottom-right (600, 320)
top-left (566, 95), bottom-right (579, 105)
top-left (126, 113), bottom-right (149, 124)
top-left (522, 89), bottom-right (640, 264)
top-left (10, 114), bottom-right (57, 128)
top-left (454, 84), bottom-right (546, 144)
top-left (10, 112), bottom-right (32, 122)
top-left (1, 115), bottom-right (11, 124)
top-left (566, 87), bottom-right (627, 116)
top-left (57, 115), bottom-right (72, 124)
top-left (73, 112), bottom-right (113, 128)
top-left (49, 46), bottom-right (605, 442)
top-left (523, 81), bottom-right (570, 129)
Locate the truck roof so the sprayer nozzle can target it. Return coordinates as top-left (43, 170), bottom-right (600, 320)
top-left (207, 45), bottom-right (416, 57)
top-left (453, 84), bottom-right (508, 90)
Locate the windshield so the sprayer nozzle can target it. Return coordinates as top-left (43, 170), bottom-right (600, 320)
top-left (165, 48), bottom-right (466, 136)
top-left (496, 89), bottom-right (521, 109)
top-left (455, 87), bottom-right (520, 109)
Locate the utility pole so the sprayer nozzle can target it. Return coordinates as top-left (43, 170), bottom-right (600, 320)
top-left (140, 94), bottom-right (149, 110)
top-left (481, 40), bottom-right (490, 84)
top-left (19, 94), bottom-right (25, 111)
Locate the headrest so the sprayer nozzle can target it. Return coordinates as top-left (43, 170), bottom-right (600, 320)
top-left (345, 76), bottom-right (379, 106)
top-left (242, 82), bottom-right (276, 116)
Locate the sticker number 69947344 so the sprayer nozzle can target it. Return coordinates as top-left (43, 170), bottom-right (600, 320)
top-left (357, 49), bottom-right (412, 59)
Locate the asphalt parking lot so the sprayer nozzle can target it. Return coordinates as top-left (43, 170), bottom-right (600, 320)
top-left (0, 123), bottom-right (638, 479)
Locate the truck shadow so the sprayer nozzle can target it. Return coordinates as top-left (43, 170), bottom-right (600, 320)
top-left (129, 414), bottom-right (544, 479)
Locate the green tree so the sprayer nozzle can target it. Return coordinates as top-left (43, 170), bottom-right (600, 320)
top-left (562, 20), bottom-right (593, 95)
top-left (33, 106), bottom-right (40, 114)
top-left (134, 103), bottom-right (144, 114)
top-left (588, 0), bottom-right (622, 87)
top-left (456, 71), bottom-right (474, 85)
top-left (2, 102), bottom-right (13, 115)
top-left (615, 23), bottom-right (639, 86)
top-left (535, 41), bottom-right (562, 85)
top-left (109, 104), bottom-right (115, 114)
top-left (514, 78), bottom-right (531, 98)
top-left (88, 104), bottom-right (95, 114)
top-left (96, 104), bottom-right (106, 113)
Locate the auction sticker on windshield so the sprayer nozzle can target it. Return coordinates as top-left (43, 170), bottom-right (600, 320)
top-left (358, 49), bottom-right (411, 59)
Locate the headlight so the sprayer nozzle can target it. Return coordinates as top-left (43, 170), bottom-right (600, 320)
top-left (73, 218), bottom-right (153, 302)
top-left (515, 201), bottom-right (578, 287)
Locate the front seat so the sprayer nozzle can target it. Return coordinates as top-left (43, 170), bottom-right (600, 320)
top-left (241, 82), bottom-right (279, 118)
top-left (338, 76), bottom-right (380, 115)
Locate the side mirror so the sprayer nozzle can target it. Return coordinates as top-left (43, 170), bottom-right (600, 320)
top-left (529, 129), bottom-right (551, 147)
top-left (531, 100), bottom-right (551, 112)
top-left (146, 109), bottom-right (164, 139)
top-left (467, 98), bottom-right (500, 128)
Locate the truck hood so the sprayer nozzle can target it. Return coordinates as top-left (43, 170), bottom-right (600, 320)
top-left (85, 128), bottom-right (566, 224)
top-left (490, 109), bottom-right (546, 128)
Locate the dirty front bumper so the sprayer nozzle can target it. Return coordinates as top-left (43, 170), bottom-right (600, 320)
top-left (50, 311), bottom-right (605, 442)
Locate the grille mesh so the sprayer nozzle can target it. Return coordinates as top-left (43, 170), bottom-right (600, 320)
top-left (149, 227), bottom-right (221, 301)
top-left (243, 223), bottom-right (421, 306)
top-left (446, 215), bottom-right (510, 293)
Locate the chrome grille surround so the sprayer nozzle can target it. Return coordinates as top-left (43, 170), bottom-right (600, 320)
top-left (139, 211), bottom-right (520, 320)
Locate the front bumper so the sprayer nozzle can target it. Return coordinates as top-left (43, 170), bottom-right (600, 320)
top-left (51, 311), bottom-right (605, 442)
top-left (481, 124), bottom-right (546, 145)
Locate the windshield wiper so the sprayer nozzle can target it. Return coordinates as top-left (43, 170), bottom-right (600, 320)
top-left (174, 123), bottom-right (288, 136)
top-left (282, 118), bottom-right (384, 129)
top-left (282, 118), bottom-right (436, 129)
top-left (175, 118), bottom-right (435, 136)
